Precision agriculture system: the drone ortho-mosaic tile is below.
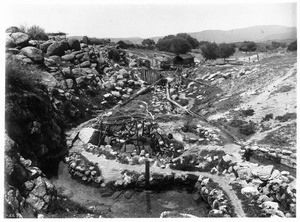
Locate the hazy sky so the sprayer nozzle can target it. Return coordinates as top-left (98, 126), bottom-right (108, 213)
top-left (3, 0), bottom-right (297, 38)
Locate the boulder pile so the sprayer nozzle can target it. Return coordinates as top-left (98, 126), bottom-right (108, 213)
top-left (5, 135), bottom-right (58, 216)
top-left (64, 152), bottom-right (103, 186)
top-left (5, 26), bottom-right (147, 127)
top-left (229, 162), bottom-right (296, 217)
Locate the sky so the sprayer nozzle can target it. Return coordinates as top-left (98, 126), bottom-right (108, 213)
top-left (2, 0), bottom-right (298, 38)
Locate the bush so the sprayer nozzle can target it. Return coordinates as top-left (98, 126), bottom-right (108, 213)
top-left (229, 119), bottom-right (246, 127)
top-left (262, 113), bottom-right (273, 122)
top-left (241, 109), bottom-right (255, 117)
top-left (239, 123), bottom-right (256, 135)
top-left (275, 113), bottom-right (296, 122)
top-left (141, 38), bottom-right (155, 49)
top-left (6, 56), bottom-right (42, 92)
top-left (19, 25), bottom-right (49, 40)
top-left (287, 40), bottom-right (297, 51)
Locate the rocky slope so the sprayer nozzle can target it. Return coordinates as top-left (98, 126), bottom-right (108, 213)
top-left (4, 26), bottom-right (151, 217)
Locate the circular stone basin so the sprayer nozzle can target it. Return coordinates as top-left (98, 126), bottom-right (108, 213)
top-left (51, 162), bottom-right (209, 218)
top-left (109, 190), bottom-right (209, 218)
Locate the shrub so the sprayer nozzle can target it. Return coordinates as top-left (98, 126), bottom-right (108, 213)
top-left (241, 109), bottom-right (255, 117)
top-left (19, 24), bottom-right (49, 40)
top-left (262, 113), bottom-right (273, 122)
top-left (239, 123), bottom-right (256, 135)
top-left (6, 56), bottom-right (42, 92)
top-left (141, 38), bottom-right (155, 49)
top-left (287, 40), bottom-right (297, 51)
top-left (275, 113), bottom-right (296, 122)
top-left (182, 116), bottom-right (196, 132)
top-left (27, 25), bottom-right (49, 40)
top-left (229, 119), bottom-right (246, 127)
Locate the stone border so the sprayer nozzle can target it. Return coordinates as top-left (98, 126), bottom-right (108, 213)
top-left (113, 170), bottom-right (235, 217)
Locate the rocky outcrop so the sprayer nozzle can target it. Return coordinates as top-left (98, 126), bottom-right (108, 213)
top-left (46, 41), bottom-right (66, 56)
top-left (21, 46), bottom-right (44, 63)
top-left (5, 135), bottom-right (58, 217)
top-left (10, 32), bottom-right (30, 46)
top-left (68, 38), bottom-right (81, 51)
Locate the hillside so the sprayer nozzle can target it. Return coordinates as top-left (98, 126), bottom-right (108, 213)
top-left (188, 25), bottom-right (296, 43)
top-left (70, 25), bottom-right (296, 45)
top-left (150, 25), bottom-right (296, 43)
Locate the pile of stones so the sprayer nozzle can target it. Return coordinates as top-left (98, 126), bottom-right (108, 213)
top-left (64, 152), bottom-right (103, 186)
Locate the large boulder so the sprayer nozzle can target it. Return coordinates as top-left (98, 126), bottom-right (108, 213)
top-left (10, 32), bottom-right (30, 46)
top-left (46, 42), bottom-right (65, 56)
top-left (241, 186), bottom-right (259, 196)
top-left (6, 26), bottom-right (19, 34)
top-left (21, 46), bottom-right (44, 63)
top-left (68, 38), bottom-right (81, 51)
top-left (78, 128), bottom-right (97, 144)
top-left (61, 53), bottom-right (75, 61)
top-left (251, 165), bottom-right (274, 181)
top-left (6, 35), bottom-right (16, 48)
top-left (40, 72), bottom-right (58, 88)
top-left (40, 41), bottom-right (53, 53)
top-left (60, 40), bottom-right (70, 51)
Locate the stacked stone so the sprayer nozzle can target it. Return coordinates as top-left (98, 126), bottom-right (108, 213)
top-left (241, 145), bottom-right (296, 169)
top-left (65, 152), bottom-right (103, 186)
top-left (195, 176), bottom-right (232, 217)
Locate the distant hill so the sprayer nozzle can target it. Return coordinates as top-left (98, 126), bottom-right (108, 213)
top-left (110, 37), bottom-right (143, 44)
top-left (68, 25), bottom-right (296, 45)
top-left (151, 25), bottom-right (296, 43)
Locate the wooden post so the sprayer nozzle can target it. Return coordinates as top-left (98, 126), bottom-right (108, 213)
top-left (145, 160), bottom-right (150, 189)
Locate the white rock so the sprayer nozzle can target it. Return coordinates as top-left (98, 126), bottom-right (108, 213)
top-left (241, 186), bottom-right (259, 196)
top-left (78, 128), bottom-right (97, 144)
top-left (262, 201), bottom-right (279, 210)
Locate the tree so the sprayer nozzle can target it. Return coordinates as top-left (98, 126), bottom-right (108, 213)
top-left (200, 42), bottom-right (219, 60)
top-left (287, 40), bottom-right (297, 51)
top-left (142, 38), bottom-right (155, 49)
top-left (239, 41), bottom-right (257, 53)
top-left (176, 33), bottom-right (199, 49)
top-left (218, 43), bottom-right (235, 60)
top-left (156, 36), bottom-right (191, 54)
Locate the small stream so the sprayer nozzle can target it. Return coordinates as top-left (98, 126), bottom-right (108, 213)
top-left (51, 162), bottom-right (209, 218)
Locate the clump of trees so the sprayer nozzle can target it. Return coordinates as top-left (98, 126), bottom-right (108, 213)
top-left (239, 41), bottom-right (257, 53)
top-left (156, 33), bottom-right (199, 54)
top-left (19, 25), bottom-right (49, 41)
top-left (266, 41), bottom-right (286, 50)
top-left (287, 40), bottom-right (297, 51)
top-left (141, 38), bottom-right (155, 49)
top-left (200, 42), bottom-right (235, 61)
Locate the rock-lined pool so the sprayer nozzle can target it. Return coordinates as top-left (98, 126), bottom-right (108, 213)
top-left (51, 162), bottom-right (209, 217)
